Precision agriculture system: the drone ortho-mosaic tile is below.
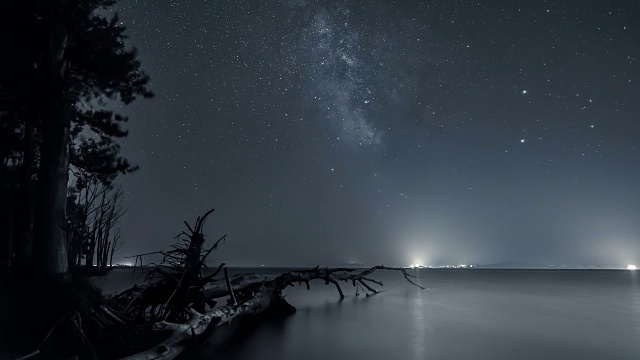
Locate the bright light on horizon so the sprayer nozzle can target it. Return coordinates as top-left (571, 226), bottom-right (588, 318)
top-left (628, 265), bottom-right (637, 270)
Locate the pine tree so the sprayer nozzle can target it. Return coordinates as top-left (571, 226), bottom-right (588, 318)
top-left (0, 0), bottom-right (153, 278)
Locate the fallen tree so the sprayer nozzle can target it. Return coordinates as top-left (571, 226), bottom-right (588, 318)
top-left (119, 264), bottom-right (423, 360)
top-left (111, 209), bottom-right (424, 360)
top-left (12, 209), bottom-right (425, 360)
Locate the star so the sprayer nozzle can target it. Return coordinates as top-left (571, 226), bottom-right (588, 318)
top-left (91, 0), bottom-right (640, 272)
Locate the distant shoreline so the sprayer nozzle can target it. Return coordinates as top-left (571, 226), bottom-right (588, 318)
top-left (103, 265), bottom-right (635, 271)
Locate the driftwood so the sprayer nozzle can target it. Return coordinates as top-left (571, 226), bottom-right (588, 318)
top-left (109, 210), bottom-right (228, 323)
top-left (12, 209), bottom-right (424, 360)
top-left (111, 209), bottom-right (424, 360)
top-left (120, 265), bottom-right (423, 360)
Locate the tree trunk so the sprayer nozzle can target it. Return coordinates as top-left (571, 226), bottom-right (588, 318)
top-left (34, 105), bottom-right (70, 277)
top-left (118, 265), bottom-right (423, 360)
top-left (85, 235), bottom-right (95, 268)
top-left (12, 115), bottom-right (36, 274)
top-left (33, 21), bottom-right (70, 279)
top-left (34, 105), bottom-right (70, 278)
top-left (185, 233), bottom-right (204, 283)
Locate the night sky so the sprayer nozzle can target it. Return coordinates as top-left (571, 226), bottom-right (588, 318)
top-left (110, 0), bottom-right (640, 268)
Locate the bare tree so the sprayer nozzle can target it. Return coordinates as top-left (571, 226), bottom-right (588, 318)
top-left (66, 180), bottom-right (126, 270)
top-left (95, 187), bottom-right (125, 270)
top-left (109, 228), bottom-right (124, 267)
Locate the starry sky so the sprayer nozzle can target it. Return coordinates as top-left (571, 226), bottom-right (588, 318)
top-left (111, 0), bottom-right (640, 267)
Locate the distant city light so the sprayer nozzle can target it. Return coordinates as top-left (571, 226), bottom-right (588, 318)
top-left (628, 265), bottom-right (637, 270)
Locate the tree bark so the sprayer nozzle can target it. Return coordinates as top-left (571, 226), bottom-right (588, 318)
top-left (12, 115), bottom-right (36, 274)
top-left (119, 284), bottom-right (284, 360)
top-left (33, 20), bottom-right (70, 279)
top-left (34, 100), bottom-right (70, 278)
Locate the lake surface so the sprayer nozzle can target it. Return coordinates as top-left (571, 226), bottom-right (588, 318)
top-left (95, 268), bottom-right (640, 360)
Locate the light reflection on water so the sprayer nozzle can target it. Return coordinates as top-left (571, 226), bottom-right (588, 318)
top-left (411, 286), bottom-right (427, 359)
top-left (410, 269), bottom-right (427, 360)
top-left (630, 270), bottom-right (640, 337)
top-left (97, 269), bottom-right (640, 360)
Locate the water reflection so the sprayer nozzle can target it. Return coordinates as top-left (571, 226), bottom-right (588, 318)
top-left (411, 288), bottom-right (427, 360)
top-left (94, 269), bottom-right (640, 360)
top-left (629, 270), bottom-right (640, 338)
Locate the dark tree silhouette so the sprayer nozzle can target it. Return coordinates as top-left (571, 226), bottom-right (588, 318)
top-left (66, 181), bottom-right (126, 270)
top-left (0, 0), bottom-right (152, 278)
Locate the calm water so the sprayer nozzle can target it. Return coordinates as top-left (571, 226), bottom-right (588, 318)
top-left (95, 268), bottom-right (640, 360)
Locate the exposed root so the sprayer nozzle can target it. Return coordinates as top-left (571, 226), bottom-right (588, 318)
top-left (12, 209), bottom-right (425, 360)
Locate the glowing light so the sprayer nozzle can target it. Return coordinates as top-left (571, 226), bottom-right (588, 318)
top-left (627, 265), bottom-right (637, 270)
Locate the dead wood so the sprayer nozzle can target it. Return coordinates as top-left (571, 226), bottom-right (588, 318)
top-left (110, 209), bottom-right (424, 360)
top-left (118, 264), bottom-right (423, 360)
top-left (13, 209), bottom-right (424, 360)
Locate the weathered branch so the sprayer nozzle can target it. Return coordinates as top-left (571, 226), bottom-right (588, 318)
top-left (183, 221), bottom-right (194, 235)
top-left (119, 265), bottom-right (424, 360)
top-left (110, 210), bottom-right (424, 360)
top-left (198, 234), bottom-right (226, 267)
top-left (14, 312), bottom-right (72, 360)
top-left (224, 267), bottom-right (238, 306)
top-left (203, 265), bottom-right (424, 301)
top-left (195, 208), bottom-right (215, 233)
top-left (123, 251), bottom-right (164, 259)
top-left (198, 262), bottom-right (226, 286)
top-left (119, 285), bottom-right (274, 360)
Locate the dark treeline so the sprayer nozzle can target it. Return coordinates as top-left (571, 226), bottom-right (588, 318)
top-left (0, 0), bottom-right (154, 357)
top-left (0, 0), bottom-right (152, 280)
top-left (66, 182), bottom-right (126, 270)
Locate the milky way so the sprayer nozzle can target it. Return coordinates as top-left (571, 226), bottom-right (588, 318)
top-left (303, 6), bottom-right (381, 145)
top-left (113, 0), bottom-right (640, 267)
